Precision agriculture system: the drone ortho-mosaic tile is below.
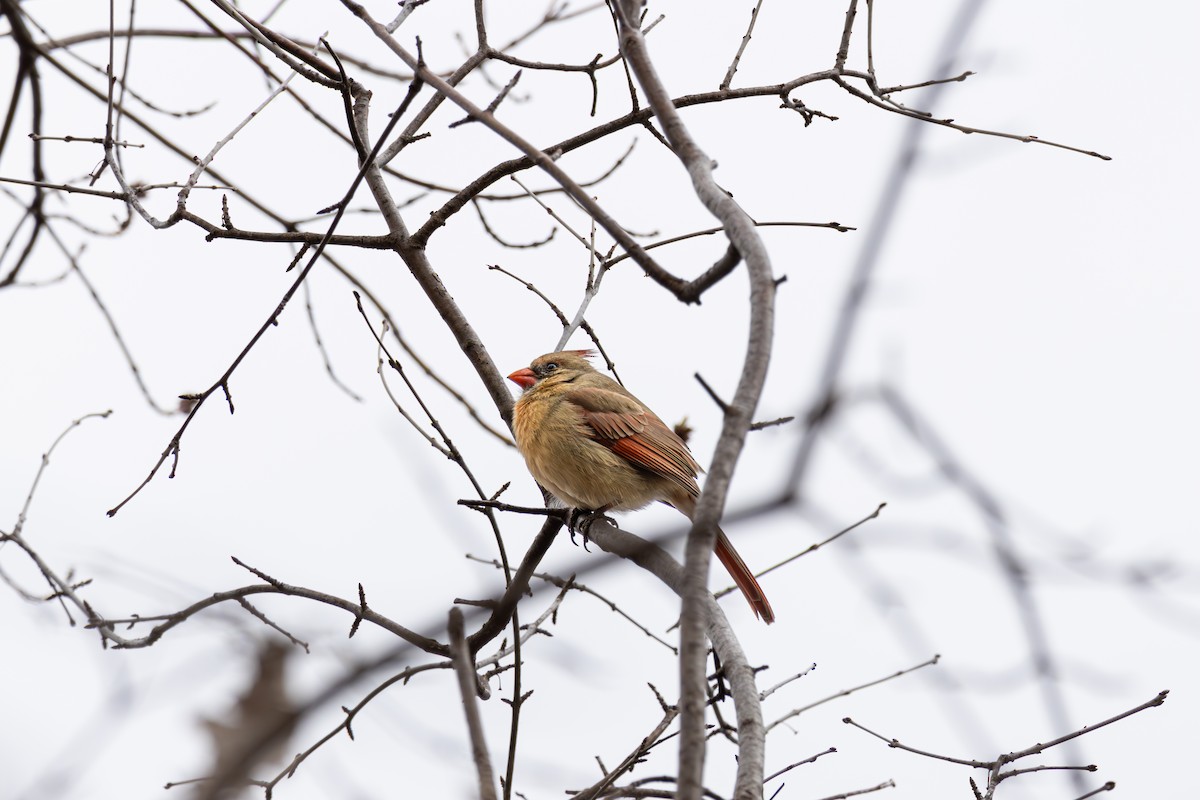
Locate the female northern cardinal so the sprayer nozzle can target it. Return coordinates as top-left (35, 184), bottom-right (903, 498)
top-left (507, 350), bottom-right (774, 624)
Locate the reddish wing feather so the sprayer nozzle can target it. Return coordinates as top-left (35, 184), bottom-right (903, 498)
top-left (608, 437), bottom-right (692, 495)
top-left (566, 386), bottom-right (701, 496)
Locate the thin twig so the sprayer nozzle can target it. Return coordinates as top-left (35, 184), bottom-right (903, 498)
top-left (715, 502), bottom-right (886, 602)
top-left (720, 0), bottom-right (766, 91)
top-left (770, 655), bottom-right (940, 732)
top-left (763, 747), bottom-right (837, 783)
top-left (811, 779), bottom-right (896, 800)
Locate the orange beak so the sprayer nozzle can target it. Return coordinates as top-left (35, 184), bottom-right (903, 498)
top-left (507, 367), bottom-right (537, 389)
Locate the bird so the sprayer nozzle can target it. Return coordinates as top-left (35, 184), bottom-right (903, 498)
top-left (507, 349), bottom-right (774, 624)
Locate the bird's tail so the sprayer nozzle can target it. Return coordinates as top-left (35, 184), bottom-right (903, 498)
top-left (673, 495), bottom-right (775, 624)
top-left (714, 527), bottom-right (775, 624)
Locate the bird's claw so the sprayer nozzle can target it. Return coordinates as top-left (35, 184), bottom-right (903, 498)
top-left (566, 509), bottom-right (591, 551)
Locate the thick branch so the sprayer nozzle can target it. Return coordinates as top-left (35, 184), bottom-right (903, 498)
top-left (613, 3), bottom-right (775, 798)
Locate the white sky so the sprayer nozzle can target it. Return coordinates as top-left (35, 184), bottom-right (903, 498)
top-left (1, 1), bottom-right (1197, 799)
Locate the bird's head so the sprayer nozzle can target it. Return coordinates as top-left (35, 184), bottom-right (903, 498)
top-left (508, 350), bottom-right (596, 390)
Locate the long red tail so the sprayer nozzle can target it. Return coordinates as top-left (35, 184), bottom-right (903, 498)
top-left (714, 528), bottom-right (775, 624)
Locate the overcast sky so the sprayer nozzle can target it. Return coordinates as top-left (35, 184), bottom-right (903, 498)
top-left (2, 2), bottom-right (1197, 799)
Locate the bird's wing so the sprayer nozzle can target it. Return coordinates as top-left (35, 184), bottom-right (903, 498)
top-left (564, 385), bottom-right (701, 497)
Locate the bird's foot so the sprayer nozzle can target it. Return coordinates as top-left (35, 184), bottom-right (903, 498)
top-left (566, 508), bottom-right (614, 551)
top-left (565, 509), bottom-right (591, 551)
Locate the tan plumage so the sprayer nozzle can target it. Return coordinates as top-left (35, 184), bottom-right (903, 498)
top-left (508, 350), bottom-right (774, 624)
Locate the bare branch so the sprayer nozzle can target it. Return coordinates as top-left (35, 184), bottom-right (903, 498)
top-left (449, 608), bottom-right (500, 800)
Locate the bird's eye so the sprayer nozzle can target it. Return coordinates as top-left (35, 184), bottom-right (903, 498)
top-left (544, 362), bottom-right (558, 372)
